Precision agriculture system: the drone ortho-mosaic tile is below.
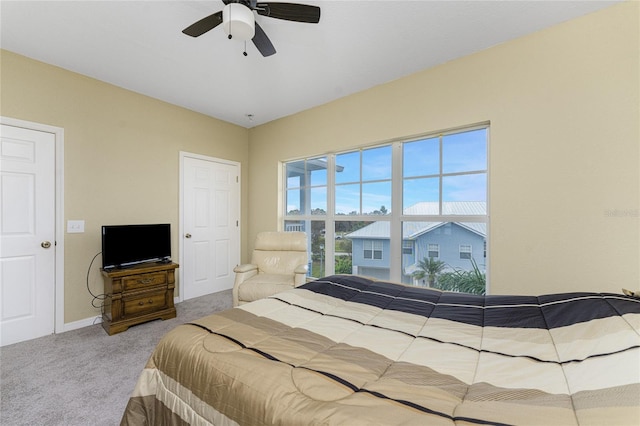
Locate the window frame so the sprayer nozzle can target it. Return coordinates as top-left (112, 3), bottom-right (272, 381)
top-left (364, 240), bottom-right (383, 260)
top-left (282, 122), bottom-right (489, 288)
top-left (459, 244), bottom-right (473, 260)
top-left (402, 240), bottom-right (414, 255)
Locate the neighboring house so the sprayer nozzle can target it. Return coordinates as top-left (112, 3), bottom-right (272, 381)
top-left (347, 202), bottom-right (486, 284)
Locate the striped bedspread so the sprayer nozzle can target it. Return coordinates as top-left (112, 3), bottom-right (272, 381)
top-left (122, 275), bottom-right (640, 425)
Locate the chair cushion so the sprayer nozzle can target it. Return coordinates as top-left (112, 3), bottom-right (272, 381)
top-left (254, 231), bottom-right (307, 251)
top-left (252, 252), bottom-right (308, 275)
top-left (237, 273), bottom-right (296, 303)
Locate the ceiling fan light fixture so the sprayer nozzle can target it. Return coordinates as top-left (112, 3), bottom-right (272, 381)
top-left (223, 3), bottom-right (255, 41)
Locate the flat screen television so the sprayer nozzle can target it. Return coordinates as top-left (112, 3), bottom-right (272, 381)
top-left (101, 223), bottom-right (171, 270)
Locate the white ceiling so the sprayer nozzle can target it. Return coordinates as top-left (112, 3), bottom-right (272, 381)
top-left (1, 1), bottom-right (621, 128)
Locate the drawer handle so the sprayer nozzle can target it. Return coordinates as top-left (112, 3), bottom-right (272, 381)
top-left (138, 279), bottom-right (153, 284)
top-left (138, 299), bottom-right (154, 306)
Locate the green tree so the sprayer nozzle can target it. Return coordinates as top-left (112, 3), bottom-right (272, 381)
top-left (335, 238), bottom-right (352, 253)
top-left (371, 205), bottom-right (388, 215)
top-left (335, 255), bottom-right (352, 274)
top-left (412, 257), bottom-right (446, 287)
top-left (434, 259), bottom-right (486, 295)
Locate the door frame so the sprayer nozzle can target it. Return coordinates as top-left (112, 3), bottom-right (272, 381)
top-left (1, 116), bottom-right (65, 334)
top-left (178, 151), bottom-right (241, 303)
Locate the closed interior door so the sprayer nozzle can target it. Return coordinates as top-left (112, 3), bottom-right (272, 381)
top-left (1, 124), bottom-right (56, 347)
top-left (182, 155), bottom-right (240, 300)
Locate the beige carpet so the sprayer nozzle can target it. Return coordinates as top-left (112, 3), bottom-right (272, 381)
top-left (0, 289), bottom-right (232, 426)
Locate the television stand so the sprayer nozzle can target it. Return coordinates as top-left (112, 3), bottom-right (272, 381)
top-left (101, 262), bottom-right (178, 335)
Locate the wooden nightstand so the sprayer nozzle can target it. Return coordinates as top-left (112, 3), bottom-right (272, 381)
top-left (101, 262), bottom-right (178, 335)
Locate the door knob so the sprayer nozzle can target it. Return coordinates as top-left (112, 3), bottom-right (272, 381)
top-left (41, 241), bottom-right (52, 249)
top-left (185, 233), bottom-right (192, 239)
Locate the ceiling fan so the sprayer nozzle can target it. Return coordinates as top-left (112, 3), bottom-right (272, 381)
top-left (182, 0), bottom-right (321, 57)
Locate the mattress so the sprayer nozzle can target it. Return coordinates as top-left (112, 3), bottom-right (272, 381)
top-left (122, 274), bottom-right (640, 425)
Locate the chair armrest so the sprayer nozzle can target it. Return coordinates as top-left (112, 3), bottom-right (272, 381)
top-left (233, 264), bottom-right (259, 307)
top-left (293, 264), bottom-right (309, 287)
top-left (234, 263), bottom-right (258, 273)
top-left (294, 264), bottom-right (308, 274)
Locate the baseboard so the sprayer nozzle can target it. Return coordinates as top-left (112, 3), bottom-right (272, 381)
top-left (63, 315), bottom-right (102, 332)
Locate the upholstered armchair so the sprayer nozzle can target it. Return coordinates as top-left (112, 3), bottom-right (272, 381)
top-left (232, 231), bottom-right (308, 307)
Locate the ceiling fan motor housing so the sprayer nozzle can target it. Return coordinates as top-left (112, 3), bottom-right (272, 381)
top-left (223, 3), bottom-right (255, 41)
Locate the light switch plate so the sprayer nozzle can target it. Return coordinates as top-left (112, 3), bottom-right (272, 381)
top-left (67, 220), bottom-right (85, 233)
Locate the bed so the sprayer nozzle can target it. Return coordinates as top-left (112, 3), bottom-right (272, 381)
top-left (121, 274), bottom-right (640, 425)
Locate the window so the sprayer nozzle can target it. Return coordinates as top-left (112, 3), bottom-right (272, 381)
top-left (282, 124), bottom-right (488, 293)
top-left (286, 157), bottom-right (327, 215)
top-left (460, 244), bottom-right (472, 259)
top-left (336, 146), bottom-right (392, 215)
top-left (364, 240), bottom-right (383, 260)
top-left (403, 129), bottom-right (487, 214)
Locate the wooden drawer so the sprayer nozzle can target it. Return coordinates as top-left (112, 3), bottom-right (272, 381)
top-left (123, 271), bottom-right (167, 291)
top-left (123, 291), bottom-right (167, 316)
top-left (102, 262), bottom-right (178, 335)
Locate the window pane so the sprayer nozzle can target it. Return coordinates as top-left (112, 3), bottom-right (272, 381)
top-left (334, 224), bottom-right (353, 274)
top-left (344, 221), bottom-right (389, 280)
top-left (286, 157), bottom-right (328, 215)
top-left (287, 175), bottom-right (301, 188)
top-left (443, 129), bottom-right (487, 174)
top-left (442, 173), bottom-right (486, 207)
top-left (403, 221), bottom-right (486, 293)
top-left (362, 146), bottom-right (391, 181)
top-left (310, 187), bottom-right (327, 214)
top-left (362, 181), bottom-right (391, 215)
top-left (404, 137), bottom-right (439, 178)
top-left (403, 177), bottom-right (439, 212)
top-left (286, 160), bottom-right (305, 187)
top-left (335, 184), bottom-right (360, 215)
top-left (335, 151), bottom-right (360, 184)
top-left (460, 244), bottom-right (472, 259)
top-left (308, 157), bottom-right (327, 186)
top-left (310, 220), bottom-right (326, 278)
top-left (402, 240), bottom-right (414, 255)
top-left (363, 239), bottom-right (384, 259)
top-left (286, 189), bottom-right (302, 214)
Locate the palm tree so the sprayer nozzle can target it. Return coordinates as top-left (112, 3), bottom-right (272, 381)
top-left (412, 257), bottom-right (446, 287)
top-left (435, 258), bottom-right (486, 295)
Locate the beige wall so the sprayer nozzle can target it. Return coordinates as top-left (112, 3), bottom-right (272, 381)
top-left (248, 2), bottom-right (639, 295)
top-left (1, 50), bottom-right (250, 323)
top-left (0, 2), bottom-right (638, 327)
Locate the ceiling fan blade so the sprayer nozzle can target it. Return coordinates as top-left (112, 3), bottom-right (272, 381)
top-left (255, 2), bottom-right (320, 23)
top-left (252, 22), bottom-right (276, 57)
top-left (182, 11), bottom-right (224, 37)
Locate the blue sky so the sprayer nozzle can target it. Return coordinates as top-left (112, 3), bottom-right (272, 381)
top-left (287, 128), bottom-right (487, 215)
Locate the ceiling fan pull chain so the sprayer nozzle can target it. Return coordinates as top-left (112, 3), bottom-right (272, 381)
top-left (228, 5), bottom-right (233, 39)
top-left (243, 41), bottom-right (248, 57)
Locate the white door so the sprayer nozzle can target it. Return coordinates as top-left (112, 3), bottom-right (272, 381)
top-left (0, 124), bottom-right (56, 347)
top-left (182, 155), bottom-right (240, 300)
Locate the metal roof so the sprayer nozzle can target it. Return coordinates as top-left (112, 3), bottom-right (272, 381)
top-left (346, 202), bottom-right (487, 239)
